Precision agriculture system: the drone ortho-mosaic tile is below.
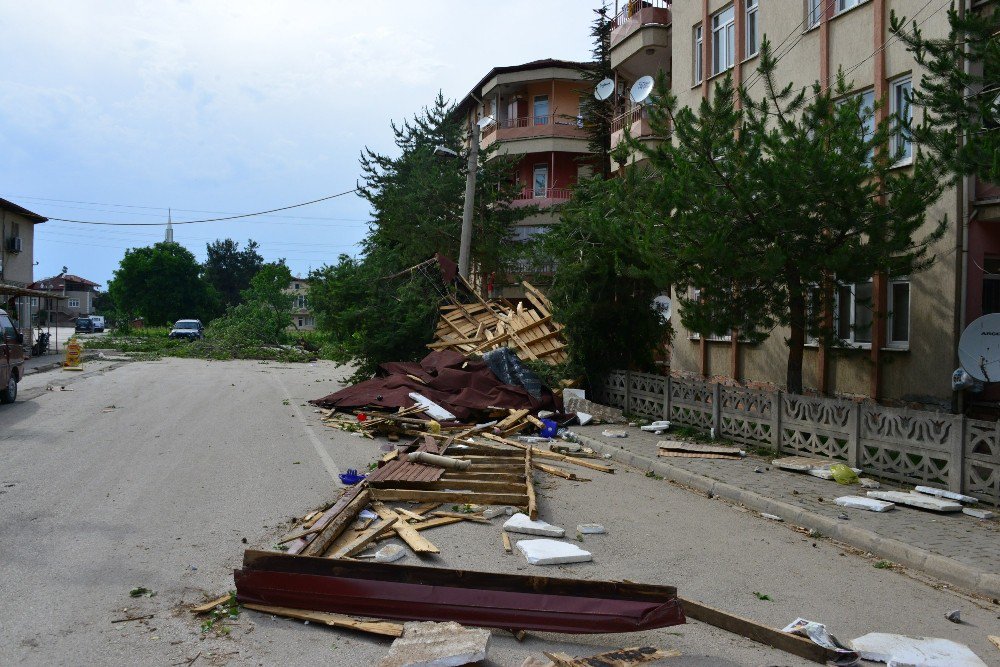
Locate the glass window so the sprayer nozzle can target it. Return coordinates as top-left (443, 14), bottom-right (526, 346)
top-left (68, 298), bottom-right (80, 308)
top-left (712, 6), bottom-right (736, 76)
top-left (533, 95), bottom-right (549, 125)
top-left (0, 315), bottom-right (14, 340)
top-left (808, 0), bottom-right (824, 27)
top-left (745, 0), bottom-right (759, 58)
top-left (836, 282), bottom-right (874, 344)
top-left (891, 77), bottom-right (913, 162)
top-left (982, 258), bottom-right (1000, 315)
top-left (838, 0), bottom-right (864, 12)
top-left (533, 165), bottom-right (548, 198)
top-left (889, 280), bottom-right (910, 345)
top-left (693, 24), bottom-right (704, 85)
top-left (840, 90), bottom-right (876, 164)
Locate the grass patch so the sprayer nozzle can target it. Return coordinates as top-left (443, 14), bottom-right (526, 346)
top-left (87, 327), bottom-right (324, 363)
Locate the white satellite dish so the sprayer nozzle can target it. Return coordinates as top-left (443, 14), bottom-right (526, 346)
top-left (958, 313), bottom-right (1000, 382)
top-left (594, 78), bottom-right (615, 101)
top-left (477, 115), bottom-right (495, 130)
top-left (630, 75), bottom-right (655, 104)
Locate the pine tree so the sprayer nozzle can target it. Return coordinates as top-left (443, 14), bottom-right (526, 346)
top-left (577, 4), bottom-right (615, 180)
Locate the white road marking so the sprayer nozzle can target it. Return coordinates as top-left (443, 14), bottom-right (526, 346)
top-left (270, 372), bottom-right (342, 484)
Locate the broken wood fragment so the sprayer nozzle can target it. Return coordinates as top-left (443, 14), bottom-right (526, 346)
top-left (429, 510), bottom-right (490, 523)
top-left (242, 603), bottom-right (403, 637)
top-left (190, 594), bottom-right (232, 615)
top-left (502, 531), bottom-right (512, 553)
top-left (372, 502), bottom-right (440, 554)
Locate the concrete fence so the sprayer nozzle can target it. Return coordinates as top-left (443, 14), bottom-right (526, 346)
top-left (598, 370), bottom-right (1000, 507)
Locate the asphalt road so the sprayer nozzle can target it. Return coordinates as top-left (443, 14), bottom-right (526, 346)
top-left (1, 358), bottom-right (997, 666)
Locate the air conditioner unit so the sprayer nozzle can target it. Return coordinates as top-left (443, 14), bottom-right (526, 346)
top-left (7, 237), bottom-right (22, 253)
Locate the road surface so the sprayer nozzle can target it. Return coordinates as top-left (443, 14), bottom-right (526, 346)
top-left (1, 358), bottom-right (996, 666)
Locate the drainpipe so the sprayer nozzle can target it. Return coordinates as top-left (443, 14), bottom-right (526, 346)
top-left (955, 0), bottom-right (970, 414)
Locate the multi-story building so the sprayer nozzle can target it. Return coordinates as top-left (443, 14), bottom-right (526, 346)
top-left (659, 0), bottom-right (990, 409)
top-left (457, 59), bottom-right (596, 296)
top-left (30, 273), bottom-right (101, 324)
top-left (0, 197), bottom-right (48, 330)
top-left (286, 277), bottom-right (315, 331)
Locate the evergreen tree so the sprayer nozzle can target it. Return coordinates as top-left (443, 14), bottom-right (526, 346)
top-left (637, 39), bottom-right (947, 394)
top-left (891, 4), bottom-right (1000, 183)
top-left (577, 3), bottom-right (615, 180)
top-left (203, 238), bottom-right (265, 308)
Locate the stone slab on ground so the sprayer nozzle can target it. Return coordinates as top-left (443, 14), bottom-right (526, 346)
top-left (834, 496), bottom-right (895, 512)
top-left (576, 523), bottom-right (606, 534)
top-left (563, 397), bottom-right (625, 424)
top-left (914, 486), bottom-right (979, 504)
top-left (850, 632), bottom-right (988, 667)
top-left (773, 456), bottom-right (837, 471)
top-left (963, 507), bottom-right (995, 520)
top-left (867, 491), bottom-right (963, 513)
top-left (516, 539), bottom-right (593, 565)
top-left (503, 513), bottom-right (565, 537)
top-left (377, 621), bottom-right (490, 667)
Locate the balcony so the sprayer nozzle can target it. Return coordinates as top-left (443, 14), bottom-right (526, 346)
top-left (610, 0), bottom-right (671, 50)
top-left (510, 187), bottom-right (572, 209)
top-left (483, 114), bottom-right (588, 145)
top-left (611, 106), bottom-right (667, 169)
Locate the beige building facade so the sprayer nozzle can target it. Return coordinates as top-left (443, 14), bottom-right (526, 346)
top-left (286, 277), bottom-right (315, 331)
top-left (609, 0), bottom-right (990, 408)
top-left (0, 198), bottom-right (47, 330)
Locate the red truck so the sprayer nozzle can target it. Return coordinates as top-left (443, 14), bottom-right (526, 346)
top-left (0, 308), bottom-right (25, 403)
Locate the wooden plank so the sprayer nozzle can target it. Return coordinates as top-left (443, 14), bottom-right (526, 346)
top-left (543, 647), bottom-right (679, 666)
top-left (371, 479), bottom-right (527, 493)
top-left (525, 447), bottom-right (537, 520)
top-left (190, 594), bottom-right (232, 614)
top-left (430, 510), bottom-right (491, 523)
top-left (328, 517), bottom-right (399, 559)
top-left (242, 604), bottom-right (403, 638)
top-left (479, 433), bottom-right (616, 474)
top-left (496, 409), bottom-right (530, 430)
top-left (502, 531), bottom-right (512, 553)
top-left (409, 503), bottom-right (441, 516)
top-left (371, 488), bottom-right (529, 506)
top-left (522, 281), bottom-right (554, 314)
top-left (302, 488), bottom-right (371, 557)
top-left (395, 508), bottom-right (425, 522)
top-left (276, 522), bottom-right (326, 545)
top-left (372, 502), bottom-right (440, 554)
top-left (679, 596), bottom-right (834, 664)
top-left (442, 472), bottom-right (526, 482)
top-left (375, 516), bottom-right (464, 542)
top-left (533, 461), bottom-right (589, 481)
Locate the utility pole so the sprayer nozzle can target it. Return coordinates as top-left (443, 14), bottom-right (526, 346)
top-left (458, 121), bottom-right (479, 280)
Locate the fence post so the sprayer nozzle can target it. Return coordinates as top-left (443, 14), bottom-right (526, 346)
top-left (663, 375), bottom-right (671, 421)
top-left (847, 402), bottom-right (861, 468)
top-left (948, 416), bottom-right (966, 493)
top-left (624, 370), bottom-right (632, 415)
top-left (771, 391), bottom-right (782, 453)
top-left (712, 381), bottom-right (721, 437)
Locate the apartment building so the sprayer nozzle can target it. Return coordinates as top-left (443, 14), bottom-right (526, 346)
top-left (30, 273), bottom-right (101, 324)
top-left (457, 59), bottom-right (596, 296)
top-left (286, 276), bottom-right (315, 331)
top-left (0, 197), bottom-right (48, 331)
top-left (655, 0), bottom-right (990, 409)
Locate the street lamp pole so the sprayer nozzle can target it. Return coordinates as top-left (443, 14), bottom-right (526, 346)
top-left (458, 120), bottom-right (479, 281)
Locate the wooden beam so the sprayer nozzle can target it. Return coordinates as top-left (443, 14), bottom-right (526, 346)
top-left (242, 604), bottom-right (403, 638)
top-left (372, 502), bottom-right (440, 554)
top-left (430, 510), bottom-right (490, 523)
top-left (328, 517), bottom-right (398, 559)
top-left (302, 488), bottom-right (371, 557)
top-left (525, 447), bottom-right (537, 520)
top-left (479, 433), bottom-right (615, 473)
top-left (371, 488), bottom-right (529, 506)
top-left (190, 594), bottom-right (232, 615)
top-left (502, 531), bottom-right (512, 553)
top-left (532, 461), bottom-right (589, 481)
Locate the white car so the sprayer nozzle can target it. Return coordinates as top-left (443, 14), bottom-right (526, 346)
top-left (89, 315), bottom-right (105, 332)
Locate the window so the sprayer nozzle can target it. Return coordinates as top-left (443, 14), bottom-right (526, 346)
top-left (712, 6), bottom-right (736, 76)
top-left (807, 0), bottom-right (823, 28)
top-left (296, 295), bottom-right (308, 309)
top-left (837, 282), bottom-right (873, 345)
top-left (837, 0), bottom-right (865, 13)
top-left (294, 283), bottom-right (300, 290)
top-left (693, 24), bottom-right (704, 84)
top-left (533, 95), bottom-right (549, 125)
top-left (745, 0), bottom-right (759, 58)
top-left (891, 76), bottom-right (913, 163)
top-left (533, 165), bottom-right (548, 198)
top-left (888, 279), bottom-right (910, 347)
top-left (840, 89), bottom-right (876, 164)
top-left (0, 314), bottom-right (14, 340)
top-left (30, 297), bottom-right (38, 307)
top-left (68, 298), bottom-right (80, 308)
top-left (298, 318), bottom-right (304, 327)
top-left (982, 258), bottom-right (1000, 315)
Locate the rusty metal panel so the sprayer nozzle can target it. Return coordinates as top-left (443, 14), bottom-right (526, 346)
top-left (235, 551), bottom-right (685, 634)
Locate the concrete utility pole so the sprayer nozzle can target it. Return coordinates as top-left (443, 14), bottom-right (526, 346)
top-left (458, 121), bottom-right (479, 280)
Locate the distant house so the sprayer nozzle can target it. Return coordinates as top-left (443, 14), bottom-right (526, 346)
top-left (286, 277), bottom-right (314, 331)
top-left (30, 273), bottom-right (101, 324)
top-left (0, 197), bottom-right (49, 331)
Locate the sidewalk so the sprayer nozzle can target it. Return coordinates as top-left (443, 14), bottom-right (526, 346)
top-left (22, 353), bottom-right (64, 375)
top-left (572, 424), bottom-right (1000, 598)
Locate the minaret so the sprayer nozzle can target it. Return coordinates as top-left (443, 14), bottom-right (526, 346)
top-left (165, 208), bottom-right (174, 243)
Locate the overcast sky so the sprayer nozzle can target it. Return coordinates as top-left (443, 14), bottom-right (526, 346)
top-left (1, 1), bottom-right (600, 287)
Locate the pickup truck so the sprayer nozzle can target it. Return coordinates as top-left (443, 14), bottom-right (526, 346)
top-left (0, 308), bottom-right (25, 404)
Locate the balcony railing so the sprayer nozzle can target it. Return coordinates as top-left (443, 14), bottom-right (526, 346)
top-left (510, 187), bottom-right (572, 208)
top-left (500, 114), bottom-right (579, 129)
top-left (611, 0), bottom-right (671, 29)
top-left (611, 106), bottom-right (646, 134)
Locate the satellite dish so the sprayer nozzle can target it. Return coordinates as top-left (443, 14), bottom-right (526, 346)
top-left (477, 115), bottom-right (495, 130)
top-left (594, 78), bottom-right (615, 101)
top-left (630, 75), bottom-right (655, 104)
top-left (958, 313), bottom-right (1000, 382)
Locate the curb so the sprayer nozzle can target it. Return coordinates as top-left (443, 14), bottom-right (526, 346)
top-left (23, 362), bottom-right (63, 376)
top-left (574, 433), bottom-right (1000, 599)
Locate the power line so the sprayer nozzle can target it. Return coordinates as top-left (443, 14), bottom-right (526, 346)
top-left (39, 188), bottom-right (359, 226)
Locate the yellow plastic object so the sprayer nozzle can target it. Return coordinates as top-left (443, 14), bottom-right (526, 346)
top-left (427, 420), bottom-right (441, 434)
top-left (830, 463), bottom-right (859, 485)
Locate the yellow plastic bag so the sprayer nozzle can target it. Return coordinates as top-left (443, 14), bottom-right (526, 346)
top-left (830, 463), bottom-right (858, 485)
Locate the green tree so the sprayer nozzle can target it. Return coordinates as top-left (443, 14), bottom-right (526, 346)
top-left (541, 168), bottom-right (671, 383)
top-left (107, 242), bottom-right (221, 325)
top-left (202, 238), bottom-right (265, 308)
top-left (208, 262), bottom-right (293, 348)
top-left (577, 3), bottom-right (615, 180)
top-left (639, 39), bottom-right (947, 394)
top-left (891, 4), bottom-right (1000, 183)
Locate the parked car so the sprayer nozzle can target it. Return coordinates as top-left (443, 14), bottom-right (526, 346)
top-left (90, 315), bottom-right (106, 332)
top-left (168, 319), bottom-right (204, 340)
top-left (0, 308), bottom-right (25, 404)
top-left (75, 317), bottom-right (95, 334)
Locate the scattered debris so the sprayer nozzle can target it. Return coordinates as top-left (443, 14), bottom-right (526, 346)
top-left (834, 496), bottom-right (895, 512)
top-left (243, 603), bottom-right (403, 637)
top-left (375, 545), bottom-right (407, 563)
top-left (129, 586), bottom-right (156, 598)
top-left (866, 491), bottom-right (963, 513)
top-left (190, 593), bottom-right (233, 615)
top-left (859, 478), bottom-right (881, 489)
top-left (504, 513), bottom-right (565, 537)
top-left (377, 621), bottom-right (490, 667)
top-left (658, 441), bottom-right (744, 460)
top-left (988, 635), bottom-right (1000, 652)
top-left (576, 523), bottom-right (606, 535)
top-left (516, 538), bottom-right (593, 565)
top-left (640, 421), bottom-right (671, 432)
top-left (760, 513), bottom-right (783, 522)
top-left (850, 632), bottom-right (987, 667)
top-left (564, 397), bottom-right (626, 424)
top-left (913, 486), bottom-right (979, 504)
top-left (601, 429), bottom-right (628, 438)
top-left (781, 618), bottom-right (859, 666)
top-left (962, 507), bottom-right (995, 519)
top-left (945, 609), bottom-right (961, 624)
top-left (539, 646), bottom-right (679, 666)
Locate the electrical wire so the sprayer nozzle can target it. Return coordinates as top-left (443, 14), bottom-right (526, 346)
top-left (38, 188), bottom-right (359, 226)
